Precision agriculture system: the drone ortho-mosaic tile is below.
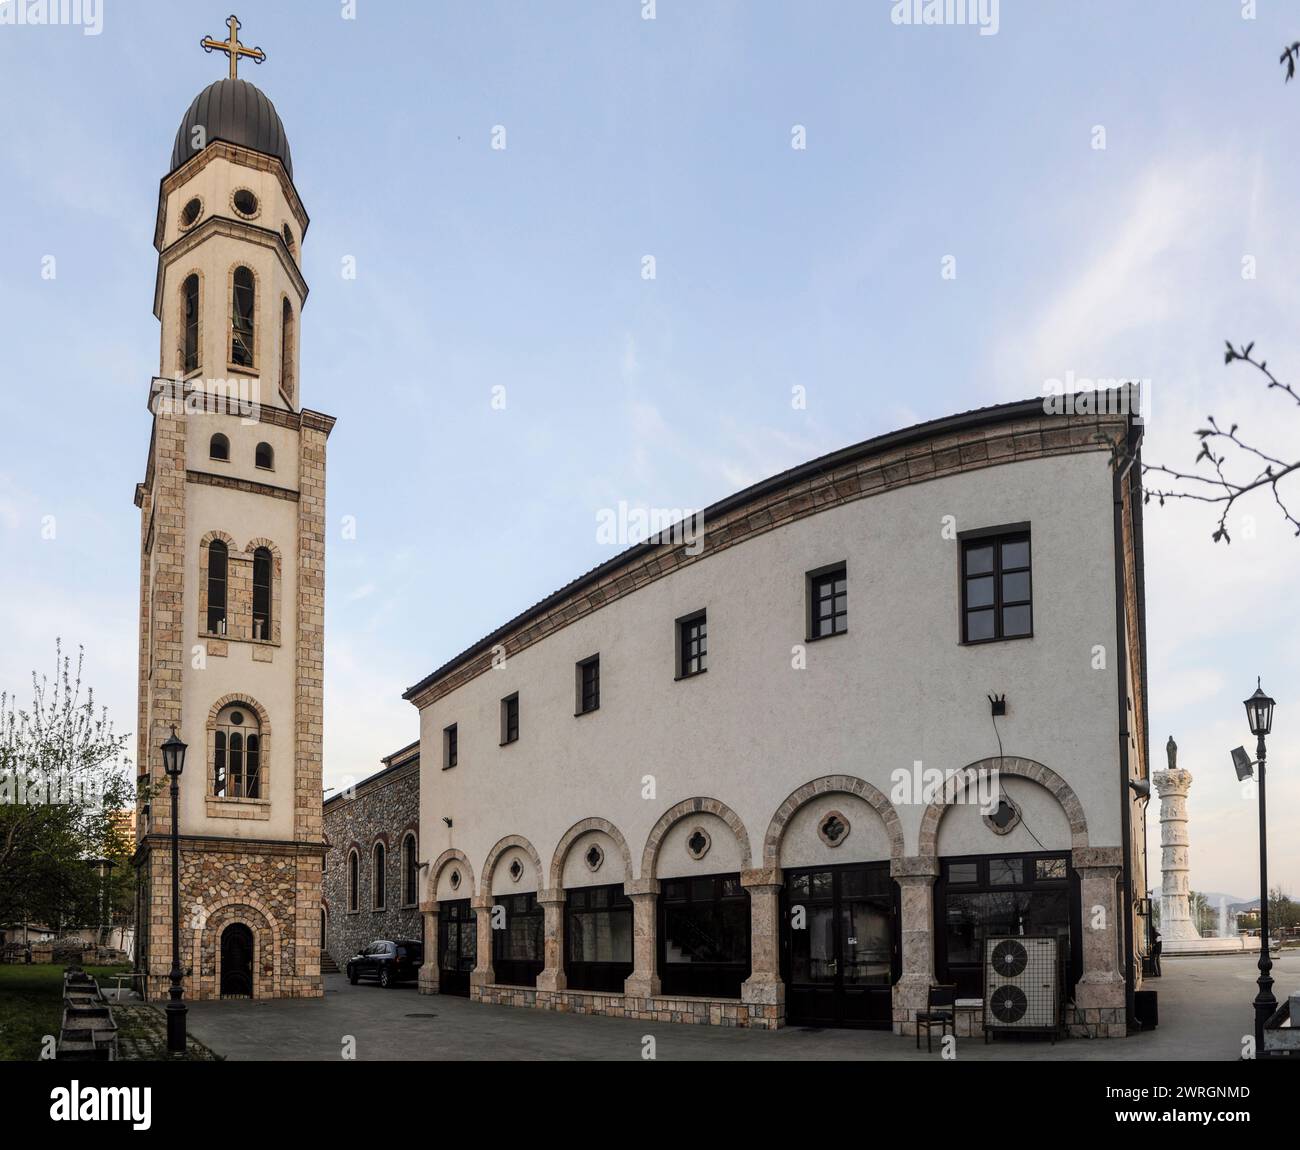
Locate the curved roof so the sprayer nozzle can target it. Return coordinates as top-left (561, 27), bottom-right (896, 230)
top-left (402, 393), bottom-right (1141, 703)
top-left (170, 78), bottom-right (292, 178)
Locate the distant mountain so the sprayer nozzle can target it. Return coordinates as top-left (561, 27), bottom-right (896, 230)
top-left (1199, 891), bottom-right (1251, 909)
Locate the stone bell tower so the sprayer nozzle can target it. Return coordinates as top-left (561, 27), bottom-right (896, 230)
top-left (133, 17), bottom-right (333, 1001)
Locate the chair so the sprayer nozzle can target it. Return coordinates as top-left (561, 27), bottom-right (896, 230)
top-left (916, 983), bottom-right (957, 1052)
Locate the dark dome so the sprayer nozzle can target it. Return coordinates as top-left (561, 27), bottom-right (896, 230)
top-left (170, 78), bottom-right (292, 178)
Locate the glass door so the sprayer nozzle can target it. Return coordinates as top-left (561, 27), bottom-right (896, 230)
top-left (783, 862), bottom-right (897, 1028)
top-left (437, 899), bottom-right (475, 997)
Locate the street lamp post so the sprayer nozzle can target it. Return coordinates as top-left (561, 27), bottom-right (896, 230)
top-left (160, 726), bottom-right (188, 1056)
top-left (1243, 681), bottom-right (1276, 1052)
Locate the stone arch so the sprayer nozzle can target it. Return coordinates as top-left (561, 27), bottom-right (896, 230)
top-left (206, 694), bottom-right (271, 801)
top-left (175, 265), bottom-right (205, 377)
top-left (641, 797), bottom-right (752, 877)
top-left (193, 895), bottom-right (281, 1000)
top-left (917, 755), bottom-right (1090, 856)
top-left (763, 775), bottom-right (906, 868)
top-left (207, 693), bottom-right (272, 734)
top-left (548, 817), bottom-right (634, 889)
top-left (482, 834), bottom-right (544, 893)
top-left (243, 537), bottom-right (283, 645)
top-left (430, 847), bottom-right (475, 900)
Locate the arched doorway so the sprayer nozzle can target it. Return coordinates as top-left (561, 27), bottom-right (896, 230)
top-left (220, 923), bottom-right (254, 997)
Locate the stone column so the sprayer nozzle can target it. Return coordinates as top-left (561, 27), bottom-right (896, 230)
top-left (470, 893), bottom-right (495, 991)
top-left (1151, 767), bottom-right (1198, 941)
top-left (622, 878), bottom-right (660, 998)
top-left (535, 888), bottom-right (567, 993)
top-left (1072, 845), bottom-right (1126, 1038)
top-left (740, 867), bottom-right (784, 1023)
top-left (891, 855), bottom-right (938, 1036)
top-left (417, 900), bottom-right (440, 995)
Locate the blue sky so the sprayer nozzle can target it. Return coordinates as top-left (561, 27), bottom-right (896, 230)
top-left (1, 1), bottom-right (1297, 899)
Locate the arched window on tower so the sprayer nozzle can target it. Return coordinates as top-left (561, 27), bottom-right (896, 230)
top-left (401, 832), bottom-right (418, 907)
top-left (280, 298), bottom-right (294, 403)
top-left (348, 850), bottom-right (359, 912)
top-left (212, 703), bottom-right (262, 799)
top-left (206, 540), bottom-right (228, 634)
top-left (373, 842), bottom-right (386, 911)
top-left (231, 266), bottom-right (255, 368)
top-left (255, 442), bottom-right (274, 470)
top-left (183, 274), bottom-right (200, 373)
top-left (209, 433), bottom-right (229, 462)
top-left (252, 547), bottom-right (272, 641)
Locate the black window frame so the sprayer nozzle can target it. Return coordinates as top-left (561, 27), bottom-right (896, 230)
top-left (492, 892), bottom-right (544, 988)
top-left (182, 274), bottom-right (200, 373)
top-left (676, 610), bottom-right (707, 680)
top-left (960, 526), bottom-right (1033, 644)
top-left (208, 433), bottom-right (230, 462)
top-left (206, 539), bottom-right (228, 634)
top-left (564, 883), bottom-right (634, 992)
top-left (442, 724), bottom-right (458, 770)
top-left (372, 842), bottom-right (386, 911)
top-left (934, 850), bottom-right (1080, 1000)
top-left (252, 546), bottom-right (272, 641)
top-left (500, 693), bottom-right (519, 745)
top-left (576, 654), bottom-right (600, 715)
top-left (807, 562), bottom-right (848, 641)
top-left (401, 832), bottom-right (418, 907)
top-left (231, 265), bottom-right (256, 368)
top-left (658, 873), bottom-right (751, 999)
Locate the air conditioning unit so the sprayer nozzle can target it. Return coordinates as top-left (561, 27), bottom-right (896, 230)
top-left (984, 935), bottom-right (1058, 1036)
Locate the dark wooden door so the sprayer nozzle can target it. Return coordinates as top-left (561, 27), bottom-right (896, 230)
top-left (437, 900), bottom-right (474, 997)
top-left (220, 923), bottom-right (254, 997)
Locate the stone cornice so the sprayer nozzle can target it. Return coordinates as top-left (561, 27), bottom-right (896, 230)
top-left (153, 214), bottom-right (309, 320)
top-left (154, 140), bottom-right (309, 252)
top-left (187, 469), bottom-right (300, 502)
top-left (406, 402), bottom-right (1138, 710)
top-left (132, 833), bottom-right (323, 866)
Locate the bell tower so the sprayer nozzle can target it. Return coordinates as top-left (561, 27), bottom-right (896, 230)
top-left (133, 18), bottom-right (333, 1001)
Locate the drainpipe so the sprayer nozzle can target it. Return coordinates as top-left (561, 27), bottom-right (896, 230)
top-left (1112, 412), bottom-right (1143, 1030)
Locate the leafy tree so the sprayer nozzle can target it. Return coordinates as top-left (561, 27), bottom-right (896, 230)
top-left (0, 642), bottom-right (132, 936)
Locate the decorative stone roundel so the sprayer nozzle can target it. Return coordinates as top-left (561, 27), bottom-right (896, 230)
top-left (229, 710), bottom-right (244, 726)
top-left (584, 844), bottom-right (604, 872)
top-left (231, 188), bottom-right (259, 219)
top-left (180, 196), bottom-right (202, 229)
top-left (509, 858), bottom-right (523, 883)
top-left (818, 810), bottom-right (850, 848)
top-left (984, 794), bottom-right (1022, 836)
top-left (685, 827), bottom-right (711, 861)
top-left (449, 869), bottom-right (461, 891)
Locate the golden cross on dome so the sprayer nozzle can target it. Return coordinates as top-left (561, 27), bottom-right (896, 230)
top-left (201, 14), bottom-right (266, 80)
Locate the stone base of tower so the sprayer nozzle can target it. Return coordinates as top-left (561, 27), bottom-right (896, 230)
top-left (134, 835), bottom-right (323, 1002)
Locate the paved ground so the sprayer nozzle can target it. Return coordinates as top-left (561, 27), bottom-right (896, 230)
top-left (176, 952), bottom-right (1298, 1061)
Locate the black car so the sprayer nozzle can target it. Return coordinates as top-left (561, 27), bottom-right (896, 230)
top-left (346, 939), bottom-right (423, 987)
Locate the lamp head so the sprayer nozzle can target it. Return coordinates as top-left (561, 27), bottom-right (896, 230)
top-left (161, 725), bottom-right (187, 779)
top-left (1244, 678), bottom-right (1275, 738)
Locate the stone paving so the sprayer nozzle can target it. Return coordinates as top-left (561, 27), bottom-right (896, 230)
top-left (179, 952), bottom-right (1299, 1061)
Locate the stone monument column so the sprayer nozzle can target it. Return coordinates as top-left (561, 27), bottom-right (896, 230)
top-left (1152, 738), bottom-right (1199, 942)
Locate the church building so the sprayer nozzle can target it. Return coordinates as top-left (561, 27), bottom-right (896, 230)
top-left (132, 20), bottom-right (331, 1001)
top-left (403, 398), bottom-right (1151, 1036)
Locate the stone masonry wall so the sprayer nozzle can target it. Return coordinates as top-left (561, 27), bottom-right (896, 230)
top-left (323, 757), bottom-right (421, 967)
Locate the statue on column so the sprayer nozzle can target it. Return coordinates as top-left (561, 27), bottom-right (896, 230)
top-left (1152, 736), bottom-right (1199, 942)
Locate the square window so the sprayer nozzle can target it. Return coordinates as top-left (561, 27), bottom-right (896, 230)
top-left (808, 565), bottom-right (848, 639)
top-left (961, 530), bottom-right (1032, 643)
top-left (577, 655), bottom-right (600, 714)
top-left (501, 694), bottom-right (519, 745)
top-left (1035, 857), bottom-right (1068, 882)
top-left (946, 862), bottom-right (979, 885)
top-left (988, 857), bottom-right (1024, 885)
top-left (677, 611), bottom-right (707, 678)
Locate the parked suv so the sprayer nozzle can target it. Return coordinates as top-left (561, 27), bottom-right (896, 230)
top-left (346, 939), bottom-right (423, 988)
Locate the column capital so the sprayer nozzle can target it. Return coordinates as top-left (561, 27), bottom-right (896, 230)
top-left (418, 899), bottom-right (439, 915)
top-left (891, 854), bottom-right (939, 879)
top-left (623, 878), bottom-right (660, 897)
top-left (470, 893), bottom-right (495, 911)
top-left (740, 866), bottom-right (782, 889)
top-left (1072, 846), bottom-right (1122, 870)
top-left (537, 887), bottom-right (567, 905)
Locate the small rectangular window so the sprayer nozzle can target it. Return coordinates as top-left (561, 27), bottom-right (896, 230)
top-left (961, 530), bottom-right (1032, 643)
top-left (677, 611), bottom-right (707, 679)
top-left (501, 694), bottom-right (519, 745)
top-left (808, 564), bottom-right (848, 640)
top-left (443, 723), bottom-right (458, 770)
top-left (576, 655), bottom-right (600, 714)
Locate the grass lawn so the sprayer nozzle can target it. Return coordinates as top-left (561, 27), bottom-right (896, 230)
top-left (0, 963), bottom-right (131, 1061)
